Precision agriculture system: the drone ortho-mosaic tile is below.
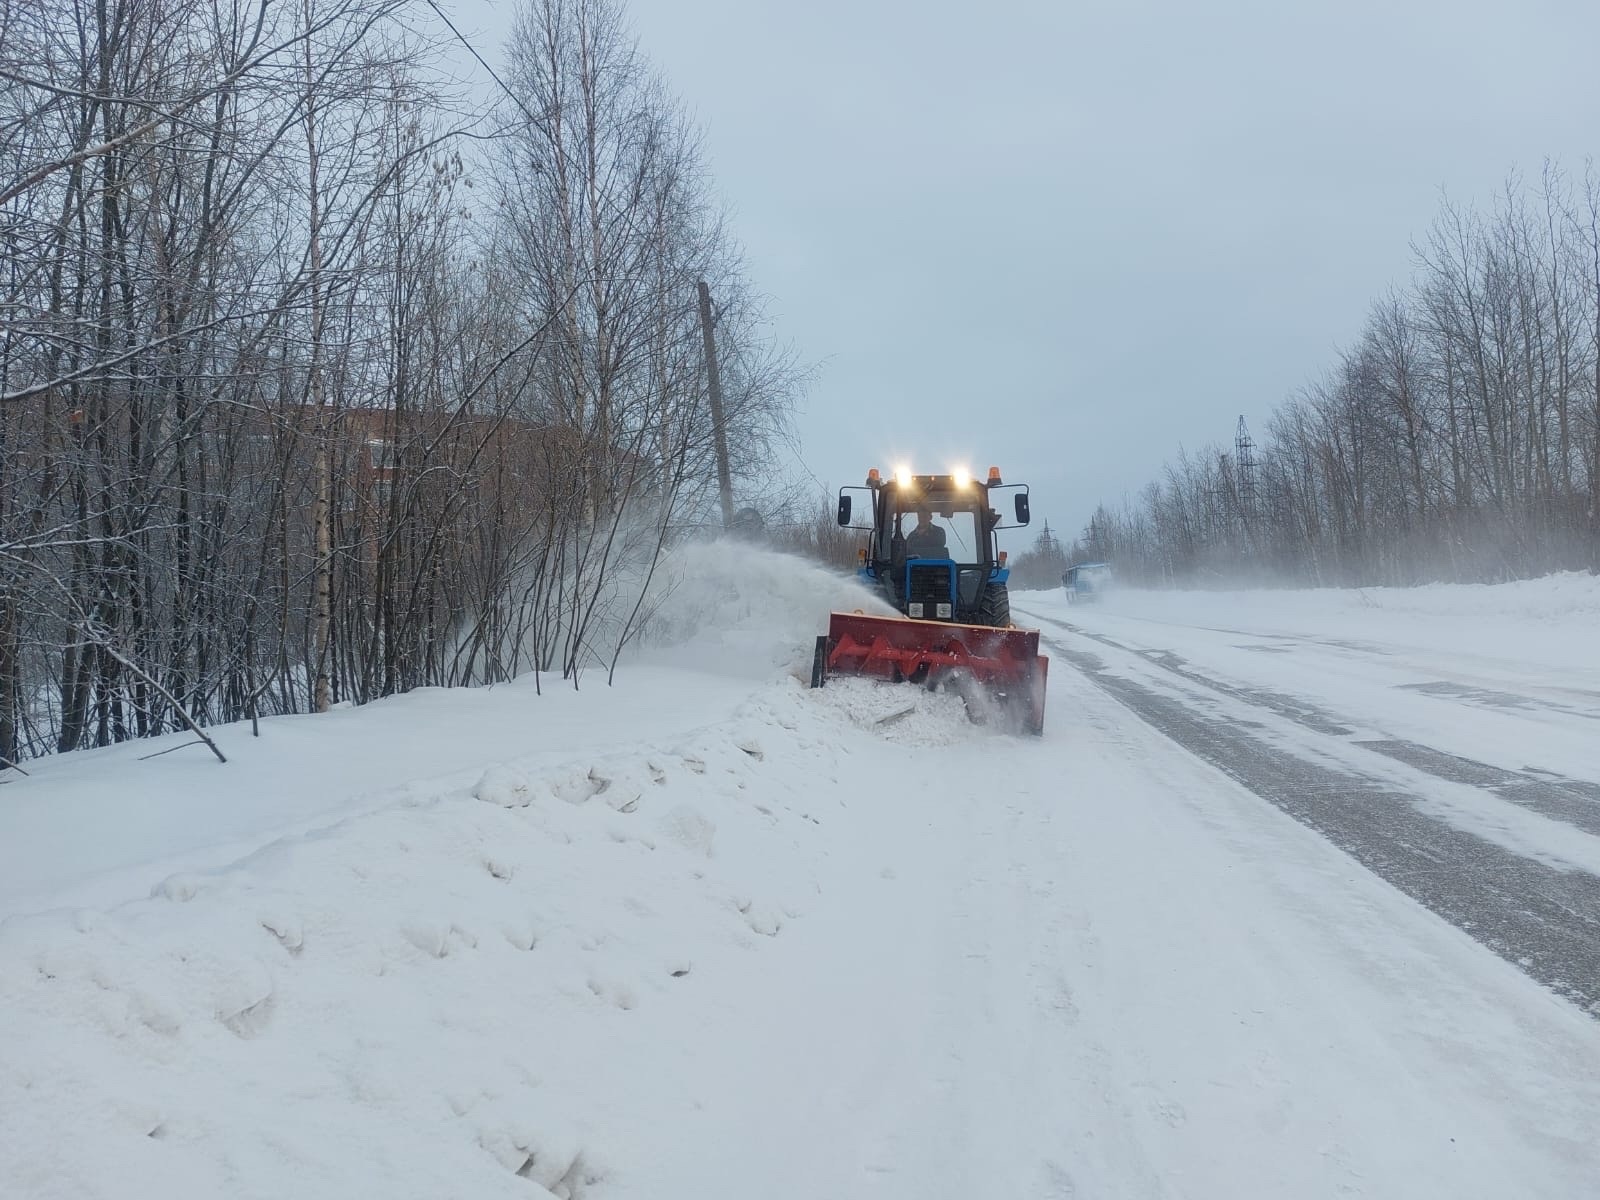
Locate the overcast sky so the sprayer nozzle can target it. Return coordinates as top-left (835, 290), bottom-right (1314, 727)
top-left (446, 0), bottom-right (1600, 546)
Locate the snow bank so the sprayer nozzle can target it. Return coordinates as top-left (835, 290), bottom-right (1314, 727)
top-left (0, 557), bottom-right (983, 1198)
top-left (1, 679), bottom-right (944, 1200)
top-left (0, 545), bottom-right (881, 920)
top-left (0, 670), bottom-right (762, 920)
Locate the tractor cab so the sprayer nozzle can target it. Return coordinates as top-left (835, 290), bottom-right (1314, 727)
top-left (837, 466), bottom-right (1031, 627)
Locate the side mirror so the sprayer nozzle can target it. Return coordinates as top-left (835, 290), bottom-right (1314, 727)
top-left (986, 483), bottom-right (1031, 528)
top-left (836, 486), bottom-right (875, 530)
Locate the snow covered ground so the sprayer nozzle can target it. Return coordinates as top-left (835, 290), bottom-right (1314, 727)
top-left (4, 557), bottom-right (1600, 1199)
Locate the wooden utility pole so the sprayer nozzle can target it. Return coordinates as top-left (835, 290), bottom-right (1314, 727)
top-left (696, 280), bottom-right (735, 529)
top-left (304, 7), bottom-right (333, 714)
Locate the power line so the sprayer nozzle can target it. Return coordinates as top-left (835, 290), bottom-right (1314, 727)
top-left (422, 0), bottom-right (548, 135)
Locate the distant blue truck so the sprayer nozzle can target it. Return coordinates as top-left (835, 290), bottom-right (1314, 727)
top-left (1061, 562), bottom-right (1112, 604)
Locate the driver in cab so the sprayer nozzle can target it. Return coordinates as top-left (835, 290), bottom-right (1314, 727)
top-left (904, 505), bottom-right (948, 559)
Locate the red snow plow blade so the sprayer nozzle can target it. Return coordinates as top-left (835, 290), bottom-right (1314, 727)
top-left (810, 611), bottom-right (1049, 734)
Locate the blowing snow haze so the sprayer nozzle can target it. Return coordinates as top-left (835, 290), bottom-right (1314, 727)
top-left (444, 0), bottom-right (1600, 538)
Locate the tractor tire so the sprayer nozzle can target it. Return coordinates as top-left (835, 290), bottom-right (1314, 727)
top-left (976, 582), bottom-right (1012, 628)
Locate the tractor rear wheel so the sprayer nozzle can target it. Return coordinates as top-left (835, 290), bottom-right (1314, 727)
top-left (976, 582), bottom-right (1011, 628)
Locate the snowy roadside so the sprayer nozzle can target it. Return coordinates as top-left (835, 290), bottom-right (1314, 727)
top-left (1021, 571), bottom-right (1600, 678)
top-left (6, 655), bottom-right (1600, 1199)
top-left (0, 658), bottom-right (1012, 1199)
top-left (1015, 576), bottom-right (1600, 863)
top-left (0, 677), bottom-right (859, 1198)
top-left (0, 670), bottom-right (763, 920)
top-left (5, 559), bottom-right (1600, 1199)
top-left (0, 545), bottom-right (885, 921)
top-left (1020, 575), bottom-right (1600, 783)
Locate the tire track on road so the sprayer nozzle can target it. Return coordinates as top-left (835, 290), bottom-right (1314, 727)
top-left (1030, 618), bottom-right (1600, 1018)
top-left (1028, 611), bottom-right (1600, 838)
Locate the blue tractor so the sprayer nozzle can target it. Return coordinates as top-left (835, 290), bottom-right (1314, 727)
top-left (810, 465), bottom-right (1049, 733)
top-left (840, 465), bottom-right (1031, 625)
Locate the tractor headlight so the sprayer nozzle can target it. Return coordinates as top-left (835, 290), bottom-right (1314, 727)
top-left (936, 602), bottom-right (952, 618)
top-left (952, 466), bottom-right (970, 489)
top-left (908, 602), bottom-right (923, 617)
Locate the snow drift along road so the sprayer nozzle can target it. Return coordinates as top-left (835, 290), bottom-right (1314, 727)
top-left (0, 545), bottom-right (883, 919)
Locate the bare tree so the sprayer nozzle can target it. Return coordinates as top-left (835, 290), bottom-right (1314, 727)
top-left (1090, 167), bottom-right (1599, 589)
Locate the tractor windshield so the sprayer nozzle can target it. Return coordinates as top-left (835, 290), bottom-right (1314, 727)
top-left (885, 490), bottom-right (986, 563)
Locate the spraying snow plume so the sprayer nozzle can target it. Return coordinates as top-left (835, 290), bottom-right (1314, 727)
top-left (629, 542), bottom-right (895, 679)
